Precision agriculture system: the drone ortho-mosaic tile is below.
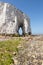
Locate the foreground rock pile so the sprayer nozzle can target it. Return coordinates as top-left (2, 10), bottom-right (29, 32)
top-left (12, 35), bottom-right (43, 65)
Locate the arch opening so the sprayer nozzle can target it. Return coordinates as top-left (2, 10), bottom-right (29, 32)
top-left (18, 27), bottom-right (23, 36)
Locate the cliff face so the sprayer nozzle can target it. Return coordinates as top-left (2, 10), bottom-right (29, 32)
top-left (0, 2), bottom-right (31, 35)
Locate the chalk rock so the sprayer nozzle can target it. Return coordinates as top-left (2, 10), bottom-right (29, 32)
top-left (0, 2), bottom-right (31, 35)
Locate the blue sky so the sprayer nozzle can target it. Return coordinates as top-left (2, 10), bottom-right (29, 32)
top-left (0, 0), bottom-right (43, 34)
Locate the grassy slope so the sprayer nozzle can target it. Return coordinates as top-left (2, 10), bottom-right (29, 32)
top-left (0, 38), bottom-right (22, 65)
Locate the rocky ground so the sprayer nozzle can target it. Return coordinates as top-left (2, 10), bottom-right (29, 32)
top-left (12, 35), bottom-right (43, 65)
top-left (0, 35), bottom-right (43, 65)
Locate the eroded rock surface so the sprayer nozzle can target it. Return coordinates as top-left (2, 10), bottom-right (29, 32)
top-left (0, 2), bottom-right (31, 35)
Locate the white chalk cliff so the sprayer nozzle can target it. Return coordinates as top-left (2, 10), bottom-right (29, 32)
top-left (0, 2), bottom-right (31, 35)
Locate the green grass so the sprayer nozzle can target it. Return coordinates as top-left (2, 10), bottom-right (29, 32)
top-left (0, 38), bottom-right (22, 65)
